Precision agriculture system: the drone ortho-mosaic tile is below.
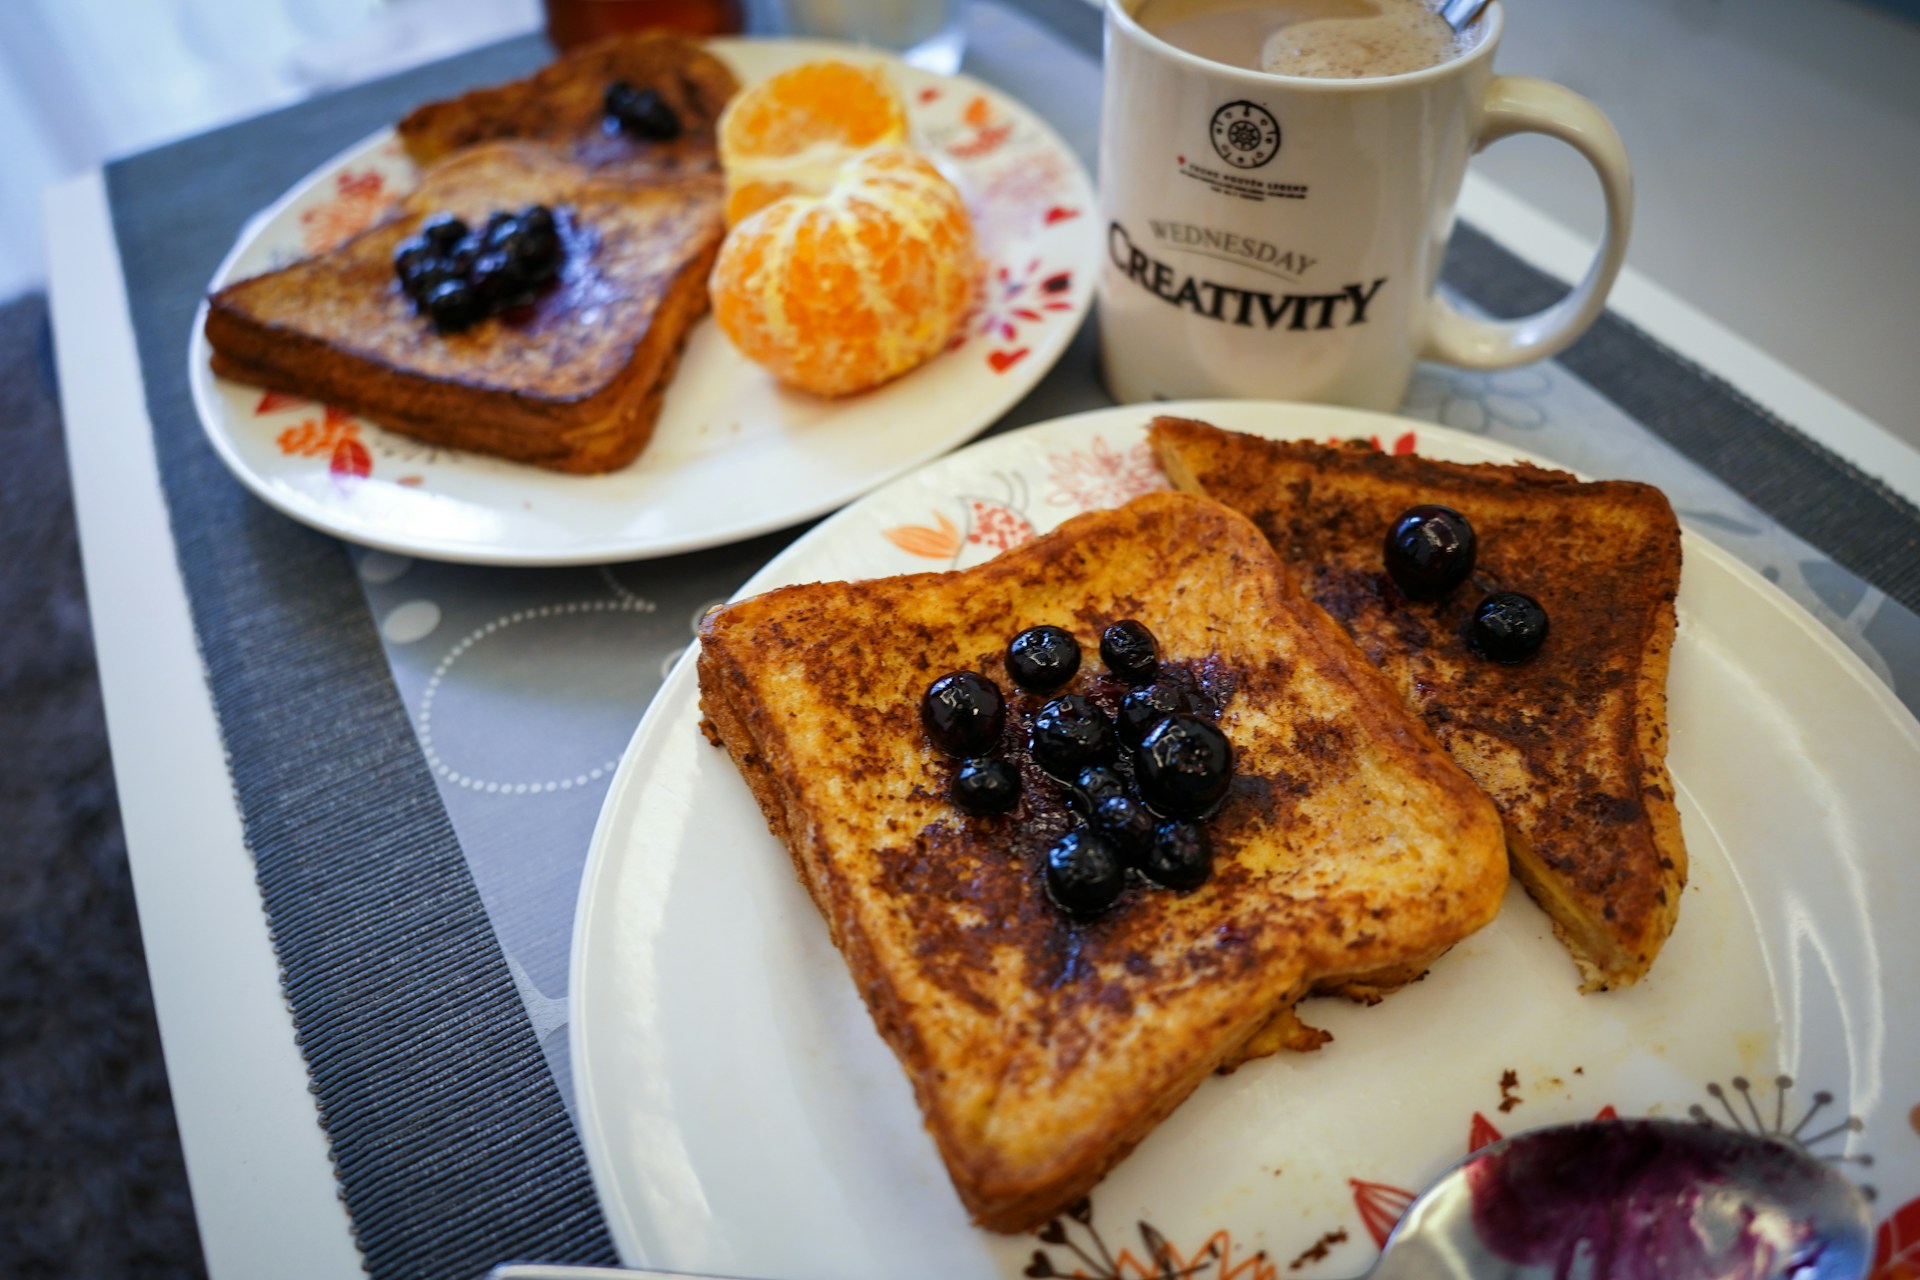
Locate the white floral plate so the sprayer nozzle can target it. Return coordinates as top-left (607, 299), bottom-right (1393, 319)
top-left (186, 39), bottom-right (1097, 566)
top-left (572, 401), bottom-right (1920, 1280)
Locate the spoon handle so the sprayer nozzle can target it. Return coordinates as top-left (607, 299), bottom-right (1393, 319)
top-left (1438, 0), bottom-right (1491, 33)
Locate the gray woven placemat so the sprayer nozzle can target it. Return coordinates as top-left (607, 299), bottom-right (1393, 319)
top-left (107, 35), bottom-right (615, 1280)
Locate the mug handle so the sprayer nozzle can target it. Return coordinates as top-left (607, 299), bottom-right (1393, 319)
top-left (1420, 76), bottom-right (1634, 369)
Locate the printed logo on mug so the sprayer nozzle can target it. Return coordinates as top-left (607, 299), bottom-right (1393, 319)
top-left (1097, 0), bottom-right (1633, 410)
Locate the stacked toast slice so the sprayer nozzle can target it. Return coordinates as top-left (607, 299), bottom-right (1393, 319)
top-left (1152, 417), bottom-right (1687, 992)
top-left (204, 142), bottom-right (724, 473)
top-left (697, 491), bottom-right (1508, 1230)
top-left (397, 30), bottom-right (739, 177)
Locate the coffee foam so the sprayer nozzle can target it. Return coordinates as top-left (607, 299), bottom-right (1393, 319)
top-left (1135, 0), bottom-right (1474, 79)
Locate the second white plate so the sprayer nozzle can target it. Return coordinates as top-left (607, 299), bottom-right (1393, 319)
top-left (186, 39), bottom-right (1098, 565)
top-left (573, 401), bottom-right (1920, 1279)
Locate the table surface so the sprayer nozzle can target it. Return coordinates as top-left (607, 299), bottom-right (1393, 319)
top-left (45, 18), bottom-right (1920, 1280)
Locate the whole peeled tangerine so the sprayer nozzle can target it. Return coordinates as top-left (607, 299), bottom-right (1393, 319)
top-left (710, 148), bottom-right (977, 397)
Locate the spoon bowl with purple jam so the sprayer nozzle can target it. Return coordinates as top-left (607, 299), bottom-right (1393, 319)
top-left (1370, 1116), bottom-right (1872, 1280)
top-left (486, 1118), bottom-right (1871, 1280)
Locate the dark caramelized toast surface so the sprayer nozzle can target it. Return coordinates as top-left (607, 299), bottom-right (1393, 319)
top-left (204, 142), bottom-right (724, 472)
top-left (1152, 418), bottom-right (1686, 992)
top-left (696, 491), bottom-right (1507, 1231)
top-left (396, 31), bottom-right (738, 177)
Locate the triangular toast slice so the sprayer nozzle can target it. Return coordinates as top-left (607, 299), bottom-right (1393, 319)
top-left (696, 491), bottom-right (1507, 1231)
top-left (205, 141), bottom-right (724, 473)
top-left (396, 31), bottom-right (738, 177)
top-left (1151, 418), bottom-right (1686, 992)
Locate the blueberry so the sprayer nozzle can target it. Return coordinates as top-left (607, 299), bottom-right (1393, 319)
top-left (1471, 592), bottom-right (1549, 663)
top-left (1043, 828), bottom-right (1126, 918)
top-left (393, 235), bottom-right (434, 274)
top-left (1135, 714), bottom-right (1234, 818)
top-left (952, 757), bottom-right (1020, 815)
top-left (1091, 794), bottom-right (1156, 863)
top-left (420, 213), bottom-right (468, 250)
top-left (1384, 505), bottom-right (1477, 600)
top-left (483, 212), bottom-right (521, 252)
top-left (509, 224), bottom-right (561, 278)
top-left (424, 278), bottom-right (483, 332)
top-left (1067, 764), bottom-right (1127, 817)
top-left (606, 80), bottom-right (681, 140)
top-left (1099, 620), bottom-right (1159, 683)
top-left (1006, 625), bottom-right (1081, 691)
top-left (518, 205), bottom-right (556, 237)
top-left (467, 249), bottom-right (519, 303)
top-left (394, 239), bottom-right (456, 300)
top-left (1030, 694), bottom-right (1118, 778)
top-left (1117, 681), bottom-right (1194, 750)
top-left (1138, 821), bottom-right (1213, 890)
top-left (921, 671), bottom-right (1005, 757)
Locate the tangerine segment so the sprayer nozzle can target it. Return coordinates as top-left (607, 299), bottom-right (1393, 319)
top-left (712, 148), bottom-right (978, 397)
top-left (718, 60), bottom-right (911, 226)
top-left (718, 61), bottom-right (909, 163)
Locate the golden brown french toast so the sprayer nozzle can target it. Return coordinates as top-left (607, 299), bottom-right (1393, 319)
top-left (696, 491), bottom-right (1507, 1231)
top-left (1151, 418), bottom-right (1686, 992)
top-left (396, 31), bottom-right (738, 177)
top-left (204, 141), bottom-right (724, 473)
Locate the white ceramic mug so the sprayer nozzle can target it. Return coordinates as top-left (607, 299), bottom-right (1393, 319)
top-left (1097, 0), bottom-right (1632, 409)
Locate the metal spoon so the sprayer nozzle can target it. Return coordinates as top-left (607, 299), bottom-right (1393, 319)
top-left (487, 1117), bottom-right (1873, 1280)
top-left (1439, 0), bottom-right (1493, 34)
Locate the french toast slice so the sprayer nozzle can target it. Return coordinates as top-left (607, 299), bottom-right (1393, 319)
top-left (204, 141), bottom-right (724, 473)
top-left (396, 31), bottom-right (738, 177)
top-left (1151, 418), bottom-right (1686, 992)
top-left (696, 491), bottom-right (1508, 1231)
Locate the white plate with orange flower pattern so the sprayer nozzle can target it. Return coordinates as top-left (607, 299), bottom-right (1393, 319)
top-left (186, 39), bottom-right (1096, 566)
top-left (572, 400), bottom-right (1920, 1280)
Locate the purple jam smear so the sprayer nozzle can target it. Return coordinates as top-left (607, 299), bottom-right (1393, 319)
top-left (1465, 1121), bottom-right (1828, 1280)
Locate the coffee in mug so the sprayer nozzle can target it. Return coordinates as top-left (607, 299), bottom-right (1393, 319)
top-left (1134, 0), bottom-right (1479, 79)
top-left (1097, 0), bottom-right (1634, 410)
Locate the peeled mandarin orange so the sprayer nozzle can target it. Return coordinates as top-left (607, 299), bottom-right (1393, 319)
top-left (717, 60), bottom-right (910, 225)
top-left (711, 146), bottom-right (978, 397)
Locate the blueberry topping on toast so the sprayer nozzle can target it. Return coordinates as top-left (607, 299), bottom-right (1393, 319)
top-left (1135, 714), bottom-right (1234, 818)
top-left (1099, 619), bottom-right (1159, 683)
top-left (606, 80), bottom-right (682, 140)
top-left (398, 205), bottom-right (568, 330)
top-left (1030, 694), bottom-right (1118, 777)
top-left (1139, 820), bottom-right (1213, 890)
top-left (1007, 625), bottom-right (1081, 691)
top-left (1385, 505), bottom-right (1477, 599)
top-left (1091, 794), bottom-right (1156, 863)
top-left (952, 757), bottom-right (1021, 815)
top-left (1043, 828), bottom-right (1126, 918)
top-left (922, 671), bottom-right (1006, 757)
top-left (1068, 764), bottom-right (1127, 817)
top-left (1117, 681), bottom-right (1193, 750)
top-left (1471, 592), bottom-right (1549, 663)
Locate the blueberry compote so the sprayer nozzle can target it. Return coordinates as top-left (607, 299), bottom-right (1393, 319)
top-left (922, 622), bottom-right (1240, 920)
